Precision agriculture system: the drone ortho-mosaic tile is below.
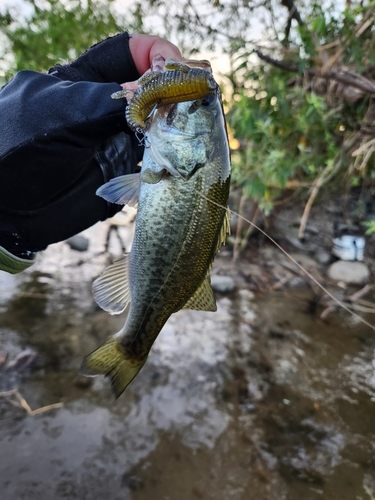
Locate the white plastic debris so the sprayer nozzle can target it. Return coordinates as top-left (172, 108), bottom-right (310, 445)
top-left (332, 235), bottom-right (365, 261)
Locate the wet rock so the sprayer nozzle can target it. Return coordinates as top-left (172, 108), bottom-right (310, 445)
top-left (280, 418), bottom-right (345, 483)
top-left (66, 234), bottom-right (89, 252)
top-left (286, 236), bottom-right (308, 251)
top-left (121, 474), bottom-right (143, 491)
top-left (238, 289), bottom-right (255, 300)
top-left (315, 248), bottom-right (332, 265)
top-left (288, 277), bottom-right (306, 288)
top-left (327, 260), bottom-right (370, 285)
top-left (289, 253), bottom-right (319, 271)
top-left (6, 348), bottom-right (38, 372)
top-left (305, 223), bottom-right (319, 235)
top-left (211, 275), bottom-right (235, 293)
top-left (73, 375), bottom-right (94, 389)
top-left (242, 264), bottom-right (263, 278)
top-left (0, 346), bottom-right (42, 392)
top-left (0, 347), bottom-right (7, 369)
top-left (268, 327), bottom-right (311, 344)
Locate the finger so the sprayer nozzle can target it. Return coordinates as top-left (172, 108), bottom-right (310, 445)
top-left (149, 38), bottom-right (182, 64)
top-left (129, 34), bottom-right (182, 75)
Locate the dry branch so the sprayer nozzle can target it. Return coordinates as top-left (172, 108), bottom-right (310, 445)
top-left (298, 132), bottom-right (360, 239)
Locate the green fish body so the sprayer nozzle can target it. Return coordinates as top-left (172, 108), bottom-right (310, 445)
top-left (81, 88), bottom-right (231, 398)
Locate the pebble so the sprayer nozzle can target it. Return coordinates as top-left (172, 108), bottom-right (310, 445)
top-left (74, 375), bottom-right (93, 389)
top-left (6, 348), bottom-right (38, 372)
top-left (289, 253), bottom-right (319, 270)
top-left (238, 289), bottom-right (255, 300)
top-left (327, 260), bottom-right (370, 285)
top-left (211, 275), bottom-right (235, 293)
top-left (315, 249), bottom-right (332, 265)
top-left (66, 234), bottom-right (89, 252)
top-left (288, 277), bottom-right (306, 288)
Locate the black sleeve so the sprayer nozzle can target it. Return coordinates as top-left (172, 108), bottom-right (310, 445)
top-left (0, 71), bottom-right (126, 210)
top-left (48, 32), bottom-right (139, 84)
top-left (0, 32), bottom-right (141, 212)
top-left (0, 32), bottom-right (145, 255)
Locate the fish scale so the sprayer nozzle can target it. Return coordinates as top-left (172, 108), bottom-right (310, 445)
top-left (123, 178), bottom-right (228, 359)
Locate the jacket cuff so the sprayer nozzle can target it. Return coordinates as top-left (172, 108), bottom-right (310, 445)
top-left (48, 32), bottom-right (140, 84)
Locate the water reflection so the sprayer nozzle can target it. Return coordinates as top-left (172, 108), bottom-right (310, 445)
top-left (0, 221), bottom-right (375, 499)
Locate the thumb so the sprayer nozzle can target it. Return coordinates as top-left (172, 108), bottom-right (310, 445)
top-left (129, 34), bottom-right (182, 75)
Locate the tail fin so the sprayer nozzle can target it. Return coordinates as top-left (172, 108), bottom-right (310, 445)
top-left (80, 337), bottom-right (146, 399)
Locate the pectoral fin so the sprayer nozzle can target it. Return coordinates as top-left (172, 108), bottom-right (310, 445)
top-left (92, 254), bottom-right (131, 314)
top-left (182, 276), bottom-right (217, 312)
top-left (96, 173), bottom-right (141, 207)
top-left (141, 168), bottom-right (164, 184)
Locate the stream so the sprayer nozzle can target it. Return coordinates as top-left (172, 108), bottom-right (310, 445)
top-left (1, 219), bottom-right (375, 500)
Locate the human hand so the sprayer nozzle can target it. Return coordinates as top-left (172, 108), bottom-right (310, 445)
top-left (128, 34), bottom-right (182, 76)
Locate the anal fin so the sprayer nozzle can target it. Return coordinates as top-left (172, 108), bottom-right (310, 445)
top-left (182, 276), bottom-right (217, 312)
top-left (93, 254), bottom-right (131, 314)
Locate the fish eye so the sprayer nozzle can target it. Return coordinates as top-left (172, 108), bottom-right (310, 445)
top-left (188, 93), bottom-right (218, 114)
top-left (201, 93), bottom-right (216, 107)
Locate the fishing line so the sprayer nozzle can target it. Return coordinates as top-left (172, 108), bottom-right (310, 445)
top-left (196, 189), bottom-right (375, 332)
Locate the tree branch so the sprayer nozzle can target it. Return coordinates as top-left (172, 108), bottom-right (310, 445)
top-left (281, 0), bottom-right (304, 26)
top-left (255, 50), bottom-right (375, 96)
top-left (280, 0), bottom-right (304, 46)
top-left (255, 50), bottom-right (299, 72)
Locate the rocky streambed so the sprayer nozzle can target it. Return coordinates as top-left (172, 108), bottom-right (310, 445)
top-left (0, 204), bottom-right (375, 500)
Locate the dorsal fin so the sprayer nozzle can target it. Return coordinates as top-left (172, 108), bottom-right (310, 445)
top-left (92, 254), bottom-right (131, 314)
top-left (216, 208), bottom-right (231, 254)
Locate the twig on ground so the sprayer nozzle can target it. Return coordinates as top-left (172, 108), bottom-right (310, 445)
top-left (320, 306), bottom-right (336, 320)
top-left (270, 276), bottom-right (291, 290)
top-left (348, 284), bottom-right (374, 302)
top-left (0, 389), bottom-right (63, 416)
top-left (0, 389), bottom-right (18, 397)
top-left (0, 350), bottom-right (8, 368)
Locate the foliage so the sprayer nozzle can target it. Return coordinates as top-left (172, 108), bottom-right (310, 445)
top-left (1, 0), bottom-right (374, 222)
top-left (0, 0), bottom-right (141, 81)
top-left (127, 0), bottom-right (375, 221)
top-left (362, 220), bottom-right (375, 235)
top-left (228, 69), bottom-right (341, 214)
top-left (227, 1), bottom-right (375, 214)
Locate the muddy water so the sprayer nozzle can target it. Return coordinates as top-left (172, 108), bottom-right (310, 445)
top-left (1, 221), bottom-right (375, 500)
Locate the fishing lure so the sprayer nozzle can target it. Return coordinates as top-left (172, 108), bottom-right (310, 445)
top-left (112, 60), bottom-right (217, 132)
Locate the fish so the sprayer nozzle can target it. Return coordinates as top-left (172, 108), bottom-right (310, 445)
top-left (111, 58), bottom-right (217, 131)
top-left (80, 63), bottom-right (231, 399)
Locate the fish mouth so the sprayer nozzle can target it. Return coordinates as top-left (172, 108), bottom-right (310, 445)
top-left (160, 125), bottom-right (199, 138)
top-left (160, 125), bottom-right (197, 139)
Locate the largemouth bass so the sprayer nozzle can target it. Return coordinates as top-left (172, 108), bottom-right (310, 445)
top-left (81, 64), bottom-right (231, 398)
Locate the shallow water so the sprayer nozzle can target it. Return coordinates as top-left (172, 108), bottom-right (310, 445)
top-left (1, 220), bottom-right (375, 500)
